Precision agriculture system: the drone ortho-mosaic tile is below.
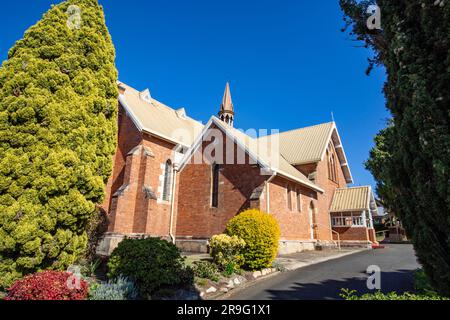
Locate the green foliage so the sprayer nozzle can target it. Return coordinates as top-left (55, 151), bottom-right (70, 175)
top-left (226, 209), bottom-right (280, 270)
top-left (75, 257), bottom-right (101, 278)
top-left (192, 261), bottom-right (219, 282)
top-left (414, 269), bottom-right (438, 294)
top-left (340, 289), bottom-right (448, 301)
top-left (341, 0), bottom-right (450, 296)
top-left (210, 234), bottom-right (246, 273)
top-left (0, 0), bottom-right (118, 290)
top-left (107, 238), bottom-right (192, 296)
top-left (89, 277), bottom-right (138, 300)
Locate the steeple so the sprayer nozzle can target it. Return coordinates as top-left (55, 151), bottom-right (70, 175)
top-left (218, 82), bottom-right (235, 127)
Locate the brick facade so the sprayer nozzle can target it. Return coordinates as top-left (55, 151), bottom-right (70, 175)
top-left (97, 88), bottom-right (377, 256)
top-left (98, 107), bottom-right (181, 255)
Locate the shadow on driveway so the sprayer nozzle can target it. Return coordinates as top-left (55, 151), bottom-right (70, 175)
top-left (264, 269), bottom-right (416, 300)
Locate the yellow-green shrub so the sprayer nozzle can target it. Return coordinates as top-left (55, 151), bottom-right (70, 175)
top-left (210, 234), bottom-right (246, 273)
top-left (225, 209), bottom-right (280, 270)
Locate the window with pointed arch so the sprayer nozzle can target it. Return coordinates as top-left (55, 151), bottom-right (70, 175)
top-left (211, 163), bottom-right (220, 208)
top-left (162, 160), bottom-right (172, 202)
top-left (331, 154), bottom-right (337, 182)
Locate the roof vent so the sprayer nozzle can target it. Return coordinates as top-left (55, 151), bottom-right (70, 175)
top-left (139, 89), bottom-right (152, 103)
top-left (118, 83), bottom-right (126, 94)
top-left (176, 108), bottom-right (187, 119)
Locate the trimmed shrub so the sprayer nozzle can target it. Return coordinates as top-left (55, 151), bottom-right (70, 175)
top-left (226, 209), bottom-right (280, 270)
top-left (0, 0), bottom-right (118, 290)
top-left (89, 277), bottom-right (138, 300)
top-left (192, 261), bottom-right (219, 282)
top-left (6, 271), bottom-right (88, 300)
top-left (107, 238), bottom-right (191, 296)
top-left (210, 234), bottom-right (245, 273)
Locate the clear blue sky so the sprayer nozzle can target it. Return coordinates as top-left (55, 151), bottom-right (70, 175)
top-left (0, 0), bottom-right (389, 190)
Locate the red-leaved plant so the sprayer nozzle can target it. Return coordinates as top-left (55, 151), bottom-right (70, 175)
top-left (6, 271), bottom-right (89, 300)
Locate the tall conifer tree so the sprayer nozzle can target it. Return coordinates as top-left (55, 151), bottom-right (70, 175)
top-left (0, 0), bottom-right (118, 289)
top-left (340, 0), bottom-right (449, 295)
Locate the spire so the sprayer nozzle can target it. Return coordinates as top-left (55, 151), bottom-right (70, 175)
top-left (218, 82), bottom-right (235, 126)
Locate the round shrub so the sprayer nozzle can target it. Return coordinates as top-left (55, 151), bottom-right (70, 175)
top-left (107, 238), bottom-right (191, 296)
top-left (210, 234), bottom-right (246, 272)
top-left (226, 209), bottom-right (280, 270)
top-left (6, 271), bottom-right (88, 300)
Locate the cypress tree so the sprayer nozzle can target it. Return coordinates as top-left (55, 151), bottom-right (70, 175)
top-left (0, 0), bottom-right (118, 289)
top-left (340, 0), bottom-right (449, 295)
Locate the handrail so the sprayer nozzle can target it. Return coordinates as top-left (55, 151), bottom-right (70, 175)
top-left (313, 223), bottom-right (341, 251)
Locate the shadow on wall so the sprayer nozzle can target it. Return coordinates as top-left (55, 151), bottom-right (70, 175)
top-left (264, 269), bottom-right (416, 300)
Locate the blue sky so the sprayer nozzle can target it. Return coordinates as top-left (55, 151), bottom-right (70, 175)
top-left (0, 0), bottom-right (389, 190)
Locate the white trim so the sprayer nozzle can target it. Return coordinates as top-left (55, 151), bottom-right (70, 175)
top-left (318, 123), bottom-right (354, 184)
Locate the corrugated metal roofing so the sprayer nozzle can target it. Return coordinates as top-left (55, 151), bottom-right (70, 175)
top-left (330, 187), bottom-right (371, 212)
top-left (258, 122), bottom-right (335, 165)
top-left (119, 82), bottom-right (204, 146)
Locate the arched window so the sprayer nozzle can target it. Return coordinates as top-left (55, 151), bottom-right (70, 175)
top-left (162, 160), bottom-right (172, 201)
top-left (211, 163), bottom-right (220, 208)
top-left (331, 154), bottom-right (337, 182)
top-left (326, 150), bottom-right (332, 179)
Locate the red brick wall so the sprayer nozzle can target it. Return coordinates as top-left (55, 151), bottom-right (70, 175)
top-left (295, 140), bottom-right (349, 242)
top-left (176, 126), bottom-right (322, 242)
top-left (103, 105), bottom-right (142, 215)
top-left (176, 128), bottom-right (267, 238)
top-left (332, 227), bottom-right (369, 241)
top-left (268, 177), bottom-right (319, 241)
top-left (102, 106), bottom-right (179, 237)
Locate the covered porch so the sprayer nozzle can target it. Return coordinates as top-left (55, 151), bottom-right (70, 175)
top-left (329, 186), bottom-right (379, 246)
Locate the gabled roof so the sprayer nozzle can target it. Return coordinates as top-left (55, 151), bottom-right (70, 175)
top-left (330, 186), bottom-right (378, 216)
top-left (178, 117), bottom-right (324, 193)
top-left (118, 82), bottom-right (204, 147)
top-left (257, 122), bottom-right (353, 183)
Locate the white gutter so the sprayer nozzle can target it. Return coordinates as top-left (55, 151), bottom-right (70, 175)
top-left (266, 172), bottom-right (277, 213)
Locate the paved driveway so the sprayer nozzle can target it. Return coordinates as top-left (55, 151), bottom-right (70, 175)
top-left (226, 244), bottom-right (420, 300)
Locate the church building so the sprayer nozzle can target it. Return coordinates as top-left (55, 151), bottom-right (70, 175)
top-left (97, 82), bottom-right (378, 256)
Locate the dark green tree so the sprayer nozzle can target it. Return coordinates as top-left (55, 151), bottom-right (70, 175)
top-left (0, 0), bottom-right (118, 289)
top-left (340, 0), bottom-right (449, 295)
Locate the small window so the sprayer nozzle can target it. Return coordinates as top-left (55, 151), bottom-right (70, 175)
top-left (211, 163), bottom-right (220, 208)
top-left (162, 160), bottom-right (172, 201)
top-left (296, 190), bottom-right (302, 212)
top-left (287, 185), bottom-right (292, 211)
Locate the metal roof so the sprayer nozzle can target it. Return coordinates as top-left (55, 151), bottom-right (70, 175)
top-left (118, 82), bottom-right (204, 146)
top-left (330, 186), bottom-right (375, 213)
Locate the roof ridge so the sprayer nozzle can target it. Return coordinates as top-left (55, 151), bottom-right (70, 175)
top-left (336, 186), bottom-right (370, 190)
top-left (276, 121), bottom-right (335, 136)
